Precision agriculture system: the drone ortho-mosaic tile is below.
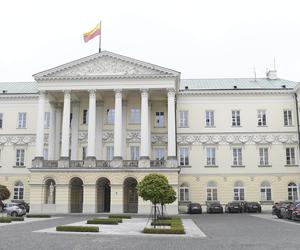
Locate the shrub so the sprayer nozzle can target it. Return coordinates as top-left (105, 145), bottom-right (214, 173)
top-left (26, 214), bottom-right (51, 218)
top-left (87, 218), bottom-right (122, 224)
top-left (144, 217), bottom-right (185, 234)
top-left (56, 226), bottom-right (99, 232)
top-left (143, 228), bottom-right (185, 234)
top-left (109, 215), bottom-right (131, 219)
top-left (9, 217), bottom-right (25, 221)
top-left (0, 217), bottom-right (12, 223)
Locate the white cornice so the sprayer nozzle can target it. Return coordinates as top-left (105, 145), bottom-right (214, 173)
top-left (178, 89), bottom-right (294, 96)
top-left (0, 94), bottom-right (38, 100)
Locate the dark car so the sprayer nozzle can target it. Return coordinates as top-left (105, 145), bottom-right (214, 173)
top-left (286, 201), bottom-right (300, 220)
top-left (272, 201), bottom-right (293, 218)
top-left (207, 201), bottom-right (223, 214)
top-left (244, 202), bottom-right (262, 213)
top-left (225, 202), bottom-right (243, 213)
top-left (292, 203), bottom-right (300, 221)
top-left (187, 203), bottom-right (202, 214)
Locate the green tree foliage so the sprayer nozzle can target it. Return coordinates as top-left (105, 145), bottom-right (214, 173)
top-left (0, 185), bottom-right (10, 201)
top-left (161, 185), bottom-right (176, 216)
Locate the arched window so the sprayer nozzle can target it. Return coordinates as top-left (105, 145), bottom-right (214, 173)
top-left (44, 179), bottom-right (56, 204)
top-left (288, 182), bottom-right (298, 201)
top-left (234, 181), bottom-right (245, 201)
top-left (13, 181), bottom-right (24, 200)
top-left (179, 183), bottom-right (189, 202)
top-left (207, 181), bottom-right (218, 201)
top-left (260, 181), bottom-right (272, 201)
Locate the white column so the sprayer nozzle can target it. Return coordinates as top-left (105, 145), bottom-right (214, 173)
top-left (54, 104), bottom-right (62, 160)
top-left (148, 101), bottom-right (152, 158)
top-left (167, 89), bottom-right (176, 159)
top-left (113, 89), bottom-right (123, 159)
top-left (122, 101), bottom-right (127, 159)
top-left (48, 102), bottom-right (56, 160)
top-left (87, 90), bottom-right (96, 158)
top-left (61, 90), bottom-right (71, 158)
top-left (71, 102), bottom-right (79, 160)
top-left (96, 101), bottom-right (103, 160)
top-left (140, 89), bottom-right (149, 159)
top-left (35, 91), bottom-right (45, 158)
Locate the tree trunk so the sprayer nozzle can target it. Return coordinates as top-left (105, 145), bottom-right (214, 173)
top-left (154, 203), bottom-right (157, 229)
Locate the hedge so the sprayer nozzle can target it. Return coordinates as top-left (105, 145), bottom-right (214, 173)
top-left (9, 217), bottom-right (25, 221)
top-left (87, 218), bottom-right (122, 224)
top-left (109, 215), bottom-right (131, 219)
top-left (56, 226), bottom-right (99, 232)
top-left (0, 217), bottom-right (12, 223)
top-left (27, 214), bottom-right (51, 218)
top-left (144, 217), bottom-right (185, 234)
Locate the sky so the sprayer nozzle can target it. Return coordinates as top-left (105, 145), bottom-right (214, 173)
top-left (1, 0), bottom-right (300, 82)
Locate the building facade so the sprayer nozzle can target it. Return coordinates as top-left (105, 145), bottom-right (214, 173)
top-left (0, 51), bottom-right (300, 214)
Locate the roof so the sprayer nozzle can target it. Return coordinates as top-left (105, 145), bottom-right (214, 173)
top-left (180, 78), bottom-right (298, 90)
top-left (0, 82), bottom-right (38, 94)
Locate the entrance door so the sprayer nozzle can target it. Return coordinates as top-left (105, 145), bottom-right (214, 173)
top-left (123, 177), bottom-right (138, 213)
top-left (70, 177), bottom-right (83, 213)
top-left (96, 178), bottom-right (111, 212)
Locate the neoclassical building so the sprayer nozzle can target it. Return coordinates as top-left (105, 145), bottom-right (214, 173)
top-left (0, 51), bottom-right (299, 214)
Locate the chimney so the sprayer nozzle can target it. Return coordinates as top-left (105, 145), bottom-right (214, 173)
top-left (266, 69), bottom-right (277, 80)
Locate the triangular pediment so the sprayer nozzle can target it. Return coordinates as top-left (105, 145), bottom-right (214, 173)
top-left (33, 51), bottom-right (179, 80)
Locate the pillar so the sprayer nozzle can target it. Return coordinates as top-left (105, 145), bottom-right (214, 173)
top-left (48, 102), bottom-right (56, 160)
top-left (71, 102), bottom-right (79, 160)
top-left (60, 90), bottom-right (71, 159)
top-left (167, 89), bottom-right (177, 167)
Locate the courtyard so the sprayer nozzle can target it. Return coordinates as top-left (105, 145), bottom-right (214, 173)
top-left (0, 213), bottom-right (300, 250)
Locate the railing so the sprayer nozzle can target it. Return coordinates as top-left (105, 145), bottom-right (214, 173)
top-left (43, 160), bottom-right (58, 168)
top-left (150, 160), bottom-right (166, 167)
top-left (123, 160), bottom-right (139, 168)
top-left (96, 160), bottom-right (111, 168)
top-left (69, 160), bottom-right (84, 168)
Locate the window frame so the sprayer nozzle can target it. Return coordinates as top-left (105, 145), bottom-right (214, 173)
top-left (106, 146), bottom-right (114, 161)
top-left (257, 110), bottom-right (267, 126)
top-left (17, 112), bottom-right (26, 129)
top-left (232, 147), bottom-right (243, 166)
top-left (83, 109), bottom-right (89, 124)
top-left (283, 110), bottom-right (293, 126)
top-left (154, 148), bottom-right (165, 160)
top-left (231, 110), bottom-right (241, 127)
top-left (16, 149), bottom-right (25, 166)
top-left (130, 108), bottom-right (141, 124)
top-left (130, 146), bottom-right (140, 160)
top-left (286, 147), bottom-right (296, 165)
top-left (206, 147), bottom-right (216, 166)
top-left (179, 111), bottom-right (188, 128)
top-left (260, 182), bottom-right (272, 201)
top-left (179, 147), bottom-right (189, 166)
top-left (179, 183), bottom-right (189, 202)
top-left (155, 111), bottom-right (165, 127)
top-left (13, 181), bottom-right (24, 200)
top-left (205, 110), bottom-right (215, 127)
top-left (234, 182), bottom-right (245, 201)
top-left (106, 109), bottom-right (115, 124)
top-left (288, 182), bottom-right (298, 201)
top-left (259, 147), bottom-right (269, 166)
top-left (0, 113), bottom-right (3, 129)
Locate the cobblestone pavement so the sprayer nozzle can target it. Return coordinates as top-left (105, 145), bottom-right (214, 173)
top-left (0, 213), bottom-right (300, 250)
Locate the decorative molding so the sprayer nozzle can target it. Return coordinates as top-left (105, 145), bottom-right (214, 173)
top-left (0, 134), bottom-right (48, 146)
top-left (177, 133), bottom-right (298, 145)
top-left (178, 89), bottom-right (294, 96)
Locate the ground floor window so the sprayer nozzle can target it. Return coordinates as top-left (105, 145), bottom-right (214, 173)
top-left (234, 181), bottom-right (245, 201)
top-left (13, 181), bottom-right (24, 200)
top-left (288, 182), bottom-right (298, 201)
top-left (179, 183), bottom-right (189, 201)
top-left (207, 181), bottom-right (218, 201)
top-left (260, 181), bottom-right (272, 201)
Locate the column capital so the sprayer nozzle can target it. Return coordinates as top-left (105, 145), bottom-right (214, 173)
top-left (88, 89), bottom-right (96, 96)
top-left (114, 89), bottom-right (123, 97)
top-left (140, 88), bottom-right (149, 97)
top-left (63, 90), bottom-right (71, 95)
top-left (167, 88), bottom-right (176, 97)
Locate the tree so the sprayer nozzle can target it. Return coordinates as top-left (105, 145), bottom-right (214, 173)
top-left (0, 185), bottom-right (10, 214)
top-left (137, 174), bottom-right (170, 227)
top-left (160, 184), bottom-right (176, 217)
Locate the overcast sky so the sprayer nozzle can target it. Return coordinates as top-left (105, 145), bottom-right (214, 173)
top-left (0, 0), bottom-right (300, 82)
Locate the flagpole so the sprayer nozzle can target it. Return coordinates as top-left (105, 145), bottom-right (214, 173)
top-left (99, 21), bottom-right (101, 53)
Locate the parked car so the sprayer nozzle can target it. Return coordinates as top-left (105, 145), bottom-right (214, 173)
top-left (225, 202), bottom-right (243, 213)
top-left (207, 201), bottom-right (223, 213)
top-left (291, 203), bottom-right (300, 221)
top-left (4, 203), bottom-right (26, 217)
top-left (286, 201), bottom-right (300, 220)
top-left (272, 201), bottom-right (293, 218)
top-left (243, 202), bottom-right (262, 213)
top-left (11, 200), bottom-right (30, 213)
top-left (187, 203), bottom-right (202, 214)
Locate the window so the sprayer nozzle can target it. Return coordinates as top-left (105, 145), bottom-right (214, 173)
top-left (155, 112), bottom-right (164, 127)
top-left (257, 110), bottom-right (267, 126)
top-left (179, 183), bottom-right (189, 201)
top-left (44, 112), bottom-right (50, 128)
top-left (260, 181), bottom-right (272, 201)
top-left (82, 146), bottom-right (87, 160)
top-left (179, 111), bottom-right (188, 127)
top-left (205, 111), bottom-right (214, 127)
top-left (0, 113), bottom-right (3, 128)
top-left (16, 149), bottom-right (25, 166)
top-left (18, 113), bottom-right (26, 128)
top-left (107, 109), bottom-right (115, 124)
top-left (106, 146), bottom-right (114, 161)
top-left (284, 110), bottom-right (293, 126)
top-left (288, 182), bottom-right (298, 201)
top-left (179, 148), bottom-right (189, 166)
top-left (13, 181), bottom-right (24, 200)
top-left (232, 110), bottom-right (240, 126)
top-left (44, 179), bottom-right (56, 204)
top-left (207, 181), bottom-right (218, 201)
top-left (130, 146), bottom-right (140, 160)
top-left (130, 108), bottom-right (141, 124)
top-left (233, 148), bottom-right (242, 166)
top-left (43, 148), bottom-right (48, 160)
top-left (154, 148), bottom-right (165, 160)
top-left (259, 148), bottom-right (269, 166)
top-left (206, 148), bottom-right (216, 166)
top-left (286, 147), bottom-right (295, 165)
top-left (234, 181), bottom-right (245, 201)
top-left (83, 109), bottom-right (88, 124)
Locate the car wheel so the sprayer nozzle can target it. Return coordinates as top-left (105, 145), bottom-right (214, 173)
top-left (11, 211), bottom-right (18, 217)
